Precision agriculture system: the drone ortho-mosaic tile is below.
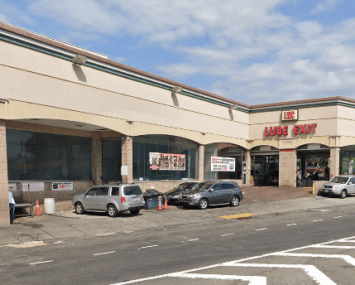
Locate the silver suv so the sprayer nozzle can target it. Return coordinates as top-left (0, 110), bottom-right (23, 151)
top-left (179, 181), bottom-right (243, 209)
top-left (320, 175), bottom-right (355, 198)
top-left (73, 184), bottom-right (145, 217)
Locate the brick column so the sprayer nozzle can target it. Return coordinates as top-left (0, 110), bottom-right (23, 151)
top-left (245, 150), bottom-right (251, 186)
top-left (198, 145), bottom-right (205, 181)
top-left (121, 137), bottom-right (133, 184)
top-left (92, 133), bottom-right (102, 185)
top-left (0, 121), bottom-right (9, 226)
top-left (279, 149), bottom-right (297, 187)
top-left (329, 147), bottom-right (340, 178)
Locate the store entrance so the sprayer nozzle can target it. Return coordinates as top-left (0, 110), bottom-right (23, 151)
top-left (297, 144), bottom-right (330, 187)
top-left (251, 155), bottom-right (279, 186)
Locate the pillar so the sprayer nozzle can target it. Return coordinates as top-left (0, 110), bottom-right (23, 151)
top-left (279, 149), bottom-right (297, 187)
top-left (92, 133), bottom-right (102, 185)
top-left (198, 145), bottom-right (205, 181)
top-left (245, 150), bottom-right (251, 186)
top-left (329, 147), bottom-right (340, 178)
top-left (0, 121), bottom-right (9, 226)
top-left (121, 136), bottom-right (133, 184)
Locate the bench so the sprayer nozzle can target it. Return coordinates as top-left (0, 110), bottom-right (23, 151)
top-left (15, 202), bottom-right (34, 217)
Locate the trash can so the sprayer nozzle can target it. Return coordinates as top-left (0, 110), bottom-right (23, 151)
top-left (143, 189), bottom-right (164, 209)
top-left (44, 198), bottom-right (55, 214)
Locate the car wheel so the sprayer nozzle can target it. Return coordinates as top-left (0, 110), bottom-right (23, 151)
top-left (75, 202), bottom-right (85, 214)
top-left (107, 204), bottom-right (118, 217)
top-left (340, 190), bottom-right (347, 199)
top-left (198, 198), bottom-right (208, 210)
top-left (230, 196), bottom-right (240, 207)
top-left (130, 209), bottom-right (140, 215)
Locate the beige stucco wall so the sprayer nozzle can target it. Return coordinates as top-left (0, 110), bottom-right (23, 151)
top-left (0, 40), bottom-right (249, 142)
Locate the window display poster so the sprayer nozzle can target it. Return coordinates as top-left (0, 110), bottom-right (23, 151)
top-left (21, 182), bottom-right (45, 192)
top-left (149, 152), bottom-right (186, 171)
top-left (52, 182), bottom-right (73, 191)
top-left (211, 156), bottom-right (235, 172)
top-left (342, 157), bottom-right (355, 175)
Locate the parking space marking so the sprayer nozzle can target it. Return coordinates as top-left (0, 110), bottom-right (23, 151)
top-left (221, 233), bottom-right (235, 237)
top-left (94, 251), bottom-right (116, 256)
top-left (30, 260), bottom-right (53, 265)
top-left (273, 253), bottom-right (355, 266)
top-left (312, 219), bottom-right (323, 222)
top-left (255, 228), bottom-right (267, 231)
top-left (169, 273), bottom-right (266, 284)
top-left (311, 245), bottom-right (355, 249)
top-left (182, 238), bottom-right (199, 243)
top-left (334, 216), bottom-right (342, 219)
top-left (287, 223), bottom-right (297, 226)
top-left (138, 245), bottom-right (158, 250)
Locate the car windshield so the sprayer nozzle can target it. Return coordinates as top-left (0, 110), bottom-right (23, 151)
top-left (199, 182), bottom-right (214, 192)
top-left (176, 183), bottom-right (190, 191)
top-left (330, 177), bottom-right (348, 184)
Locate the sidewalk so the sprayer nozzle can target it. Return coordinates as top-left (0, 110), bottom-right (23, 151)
top-left (1, 187), bottom-right (354, 247)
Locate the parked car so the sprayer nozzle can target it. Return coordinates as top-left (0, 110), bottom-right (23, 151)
top-left (319, 175), bottom-right (355, 198)
top-left (73, 184), bottom-right (145, 217)
top-left (179, 181), bottom-right (243, 209)
top-left (165, 182), bottom-right (200, 204)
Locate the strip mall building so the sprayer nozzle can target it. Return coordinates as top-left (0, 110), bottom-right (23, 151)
top-left (1, 21), bottom-right (355, 226)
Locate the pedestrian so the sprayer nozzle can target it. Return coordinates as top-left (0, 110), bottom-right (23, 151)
top-left (9, 191), bottom-right (15, 224)
top-left (297, 171), bottom-right (302, 187)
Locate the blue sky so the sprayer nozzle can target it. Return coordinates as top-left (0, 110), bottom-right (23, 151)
top-left (1, 0), bottom-right (355, 105)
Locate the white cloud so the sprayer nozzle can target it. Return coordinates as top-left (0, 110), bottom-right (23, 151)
top-left (311, 0), bottom-right (343, 13)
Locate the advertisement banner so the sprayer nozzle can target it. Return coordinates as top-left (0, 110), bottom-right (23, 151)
top-left (9, 183), bottom-right (17, 191)
top-left (52, 182), bottom-right (73, 191)
top-left (211, 156), bottom-right (235, 172)
top-left (21, 182), bottom-right (45, 192)
top-left (149, 152), bottom-right (186, 171)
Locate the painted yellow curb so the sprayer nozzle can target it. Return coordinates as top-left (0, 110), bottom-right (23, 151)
top-left (219, 213), bottom-right (256, 220)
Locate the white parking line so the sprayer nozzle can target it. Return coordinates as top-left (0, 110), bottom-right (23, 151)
top-left (255, 228), bottom-right (267, 231)
top-left (94, 251), bottom-right (116, 256)
top-left (287, 223), bottom-right (297, 226)
top-left (221, 233), bottom-right (235, 237)
top-left (182, 238), bottom-right (199, 243)
top-left (138, 245), bottom-right (158, 250)
top-left (30, 260), bottom-right (53, 265)
top-left (334, 216), bottom-right (342, 219)
top-left (313, 219), bottom-right (323, 222)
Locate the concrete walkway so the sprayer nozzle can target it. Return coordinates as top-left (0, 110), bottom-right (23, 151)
top-left (1, 187), bottom-right (354, 247)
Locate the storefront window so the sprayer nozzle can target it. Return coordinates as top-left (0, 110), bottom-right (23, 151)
top-left (102, 140), bottom-right (122, 181)
top-left (340, 145), bottom-right (355, 175)
top-left (204, 143), bottom-right (245, 180)
top-left (133, 135), bottom-right (198, 181)
top-left (7, 129), bottom-right (92, 181)
top-left (250, 146), bottom-right (279, 186)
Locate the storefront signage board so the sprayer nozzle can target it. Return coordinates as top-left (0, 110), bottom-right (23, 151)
top-left (281, 110), bottom-right (298, 121)
top-left (211, 156), bottom-right (235, 172)
top-left (52, 182), bottom-right (73, 191)
top-left (8, 183), bottom-right (17, 191)
top-left (149, 152), bottom-right (186, 171)
top-left (21, 182), bottom-right (45, 192)
top-left (264, 123), bottom-right (317, 136)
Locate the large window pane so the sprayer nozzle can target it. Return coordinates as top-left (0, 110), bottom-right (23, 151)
top-left (133, 135), bottom-right (198, 181)
top-left (7, 129), bottom-right (92, 181)
top-left (102, 140), bottom-right (122, 181)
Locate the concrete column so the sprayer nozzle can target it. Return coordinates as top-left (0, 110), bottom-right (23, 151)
top-left (279, 149), bottom-right (297, 187)
top-left (198, 145), bottom-right (205, 181)
top-left (245, 150), bottom-right (251, 186)
top-left (92, 133), bottom-right (102, 185)
top-left (329, 147), bottom-right (340, 177)
top-left (121, 136), bottom-right (133, 184)
top-left (0, 121), bottom-right (9, 226)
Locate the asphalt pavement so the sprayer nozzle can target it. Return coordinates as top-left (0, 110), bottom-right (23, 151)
top-left (1, 186), bottom-right (355, 248)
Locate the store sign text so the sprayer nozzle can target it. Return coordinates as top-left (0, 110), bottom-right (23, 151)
top-left (281, 110), bottom-right (298, 121)
top-left (264, 124), bottom-right (317, 136)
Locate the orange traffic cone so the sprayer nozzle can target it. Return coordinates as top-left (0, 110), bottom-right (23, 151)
top-left (35, 200), bottom-right (41, 216)
top-left (163, 196), bottom-right (168, 210)
top-left (157, 196), bottom-right (162, 211)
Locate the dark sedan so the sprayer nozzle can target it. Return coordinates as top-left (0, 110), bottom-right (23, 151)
top-left (165, 182), bottom-right (200, 204)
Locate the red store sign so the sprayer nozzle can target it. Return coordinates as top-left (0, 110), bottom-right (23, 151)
top-left (265, 124), bottom-right (317, 136)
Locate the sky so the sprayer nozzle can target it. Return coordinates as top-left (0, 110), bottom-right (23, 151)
top-left (1, 0), bottom-right (355, 105)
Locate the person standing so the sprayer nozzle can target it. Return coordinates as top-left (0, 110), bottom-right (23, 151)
top-left (9, 191), bottom-right (16, 224)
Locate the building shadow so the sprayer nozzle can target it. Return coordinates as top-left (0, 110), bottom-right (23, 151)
top-left (72, 64), bottom-right (87, 82)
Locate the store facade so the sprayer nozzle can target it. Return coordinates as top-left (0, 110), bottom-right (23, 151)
top-left (1, 21), bottom-right (355, 226)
